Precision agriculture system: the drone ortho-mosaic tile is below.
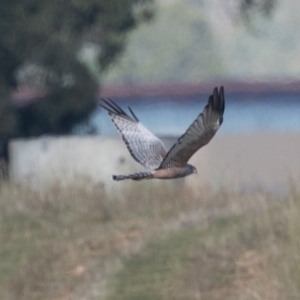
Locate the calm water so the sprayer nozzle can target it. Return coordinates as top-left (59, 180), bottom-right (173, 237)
top-left (91, 92), bottom-right (300, 136)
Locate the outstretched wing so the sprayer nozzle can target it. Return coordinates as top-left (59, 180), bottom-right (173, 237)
top-left (159, 86), bottom-right (225, 168)
top-left (100, 99), bottom-right (167, 170)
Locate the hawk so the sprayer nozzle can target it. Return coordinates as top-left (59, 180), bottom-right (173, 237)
top-left (100, 86), bottom-right (225, 181)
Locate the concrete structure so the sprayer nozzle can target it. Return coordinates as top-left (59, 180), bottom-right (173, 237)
top-left (9, 136), bottom-right (136, 189)
top-left (9, 136), bottom-right (184, 195)
top-left (9, 132), bottom-right (300, 194)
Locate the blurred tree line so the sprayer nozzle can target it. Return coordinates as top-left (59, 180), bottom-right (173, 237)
top-left (104, 2), bottom-right (221, 84)
top-left (239, 0), bottom-right (276, 21)
top-left (0, 0), bottom-right (154, 160)
top-left (104, 0), bottom-right (277, 85)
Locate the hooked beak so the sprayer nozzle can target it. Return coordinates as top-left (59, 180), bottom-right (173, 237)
top-left (193, 168), bottom-right (198, 174)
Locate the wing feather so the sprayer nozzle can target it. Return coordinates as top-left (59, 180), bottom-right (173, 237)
top-left (159, 86), bottom-right (225, 168)
top-left (100, 99), bottom-right (167, 170)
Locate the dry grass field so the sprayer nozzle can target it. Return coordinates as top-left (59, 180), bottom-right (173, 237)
top-left (0, 174), bottom-right (300, 300)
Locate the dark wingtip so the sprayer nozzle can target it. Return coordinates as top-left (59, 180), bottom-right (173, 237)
top-left (207, 86), bottom-right (225, 122)
top-left (112, 175), bottom-right (118, 181)
top-left (213, 87), bottom-right (218, 100)
top-left (219, 86), bottom-right (225, 114)
top-left (99, 98), bottom-right (139, 123)
top-left (103, 98), bottom-right (124, 115)
top-left (211, 86), bottom-right (219, 109)
top-left (99, 98), bottom-right (107, 108)
top-left (128, 106), bottom-right (139, 122)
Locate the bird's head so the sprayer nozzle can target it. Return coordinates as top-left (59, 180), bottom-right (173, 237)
top-left (192, 166), bottom-right (197, 174)
top-left (187, 164), bottom-right (197, 175)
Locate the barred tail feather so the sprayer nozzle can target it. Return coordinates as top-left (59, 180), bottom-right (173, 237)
top-left (112, 171), bottom-right (153, 181)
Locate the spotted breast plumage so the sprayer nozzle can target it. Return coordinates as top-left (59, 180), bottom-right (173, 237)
top-left (100, 86), bottom-right (225, 181)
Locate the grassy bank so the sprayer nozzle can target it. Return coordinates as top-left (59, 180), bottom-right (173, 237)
top-left (0, 178), bottom-right (299, 299)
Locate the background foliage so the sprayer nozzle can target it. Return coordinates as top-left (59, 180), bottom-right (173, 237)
top-left (0, 0), bottom-right (154, 158)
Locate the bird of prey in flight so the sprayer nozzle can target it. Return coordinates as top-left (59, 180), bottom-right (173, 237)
top-left (100, 86), bottom-right (225, 181)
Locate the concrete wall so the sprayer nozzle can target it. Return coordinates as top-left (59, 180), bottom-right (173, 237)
top-left (9, 136), bottom-right (136, 188)
top-left (9, 132), bottom-right (300, 193)
top-left (9, 136), bottom-right (183, 193)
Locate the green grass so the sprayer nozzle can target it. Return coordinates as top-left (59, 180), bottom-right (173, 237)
top-left (107, 212), bottom-right (263, 300)
top-left (107, 227), bottom-right (202, 300)
top-left (0, 178), bottom-right (300, 299)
